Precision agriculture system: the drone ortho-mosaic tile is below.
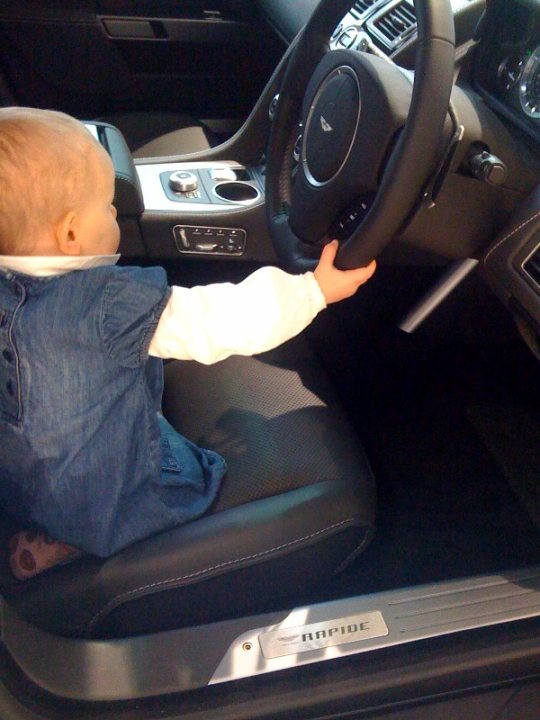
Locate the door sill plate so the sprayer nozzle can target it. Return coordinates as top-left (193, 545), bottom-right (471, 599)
top-left (210, 566), bottom-right (540, 684)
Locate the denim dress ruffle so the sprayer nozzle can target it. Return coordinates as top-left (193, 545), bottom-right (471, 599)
top-left (0, 265), bottom-right (226, 557)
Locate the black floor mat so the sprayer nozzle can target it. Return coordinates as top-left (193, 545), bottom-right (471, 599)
top-left (329, 398), bottom-right (540, 598)
top-left (305, 296), bottom-right (540, 599)
top-left (468, 405), bottom-right (540, 531)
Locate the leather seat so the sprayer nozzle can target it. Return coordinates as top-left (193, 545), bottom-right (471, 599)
top-left (0, 335), bottom-right (375, 639)
top-left (97, 111), bottom-right (216, 158)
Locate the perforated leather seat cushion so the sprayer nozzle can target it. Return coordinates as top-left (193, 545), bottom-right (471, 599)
top-left (163, 340), bottom-right (374, 513)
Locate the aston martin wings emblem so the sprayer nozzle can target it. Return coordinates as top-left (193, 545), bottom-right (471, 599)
top-left (320, 115), bottom-right (333, 132)
top-left (277, 635), bottom-right (300, 643)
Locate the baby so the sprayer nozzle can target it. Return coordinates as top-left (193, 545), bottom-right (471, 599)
top-left (0, 107), bottom-right (376, 580)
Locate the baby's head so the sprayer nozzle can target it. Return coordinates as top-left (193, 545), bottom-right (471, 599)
top-left (0, 107), bottom-right (119, 257)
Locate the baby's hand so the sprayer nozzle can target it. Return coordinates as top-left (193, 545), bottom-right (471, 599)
top-left (314, 240), bottom-right (376, 304)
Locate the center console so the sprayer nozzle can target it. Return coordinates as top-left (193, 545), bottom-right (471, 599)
top-left (135, 161), bottom-right (264, 257)
top-left (138, 162), bottom-right (263, 211)
top-left (86, 121), bottom-right (270, 262)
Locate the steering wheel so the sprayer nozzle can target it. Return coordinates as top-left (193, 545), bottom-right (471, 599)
top-left (265, 0), bottom-right (456, 271)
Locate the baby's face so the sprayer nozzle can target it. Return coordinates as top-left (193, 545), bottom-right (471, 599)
top-left (74, 144), bottom-right (120, 256)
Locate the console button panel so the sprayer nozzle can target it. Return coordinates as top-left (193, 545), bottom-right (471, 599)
top-left (173, 225), bottom-right (246, 256)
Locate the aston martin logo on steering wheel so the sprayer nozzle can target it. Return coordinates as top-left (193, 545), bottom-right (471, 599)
top-left (320, 115), bottom-right (333, 132)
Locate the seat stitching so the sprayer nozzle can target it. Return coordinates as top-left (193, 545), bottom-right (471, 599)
top-left (87, 516), bottom-right (358, 631)
top-left (333, 527), bottom-right (374, 574)
top-left (484, 210), bottom-right (540, 264)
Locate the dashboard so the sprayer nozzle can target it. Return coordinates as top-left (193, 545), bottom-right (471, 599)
top-left (255, 0), bottom-right (540, 346)
top-left (475, 0), bottom-right (540, 347)
top-left (258, 0), bottom-right (538, 144)
top-left (473, 0), bottom-right (540, 143)
top-left (325, 0), bottom-right (540, 350)
top-left (328, 0), bottom-right (482, 57)
top-left (258, 0), bottom-right (486, 61)
top-left (330, 0), bottom-right (420, 56)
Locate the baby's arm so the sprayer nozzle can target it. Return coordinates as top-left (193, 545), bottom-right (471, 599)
top-left (149, 241), bottom-right (375, 364)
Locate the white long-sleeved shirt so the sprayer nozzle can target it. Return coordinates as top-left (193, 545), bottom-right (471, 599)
top-left (0, 255), bottom-right (327, 364)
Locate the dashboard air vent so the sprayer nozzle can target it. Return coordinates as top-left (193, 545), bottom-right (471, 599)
top-left (372, 1), bottom-right (416, 48)
top-left (350, 0), bottom-right (378, 20)
top-left (524, 246), bottom-right (540, 288)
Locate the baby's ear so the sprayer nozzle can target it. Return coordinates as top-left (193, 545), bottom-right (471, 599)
top-left (54, 210), bottom-right (81, 256)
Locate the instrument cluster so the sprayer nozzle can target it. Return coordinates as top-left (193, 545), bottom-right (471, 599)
top-left (498, 43), bottom-right (540, 120)
top-left (474, 1), bottom-right (540, 142)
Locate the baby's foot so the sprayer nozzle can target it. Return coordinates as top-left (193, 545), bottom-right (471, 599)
top-left (9, 530), bottom-right (82, 580)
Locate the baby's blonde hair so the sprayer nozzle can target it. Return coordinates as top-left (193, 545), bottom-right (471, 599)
top-left (0, 107), bottom-right (99, 254)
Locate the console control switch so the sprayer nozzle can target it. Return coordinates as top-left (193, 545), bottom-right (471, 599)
top-left (173, 225), bottom-right (246, 256)
top-left (169, 171), bottom-right (198, 193)
top-left (468, 151), bottom-right (507, 186)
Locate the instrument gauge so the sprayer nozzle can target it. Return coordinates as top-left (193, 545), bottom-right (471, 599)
top-left (498, 54), bottom-right (524, 91)
top-left (519, 45), bottom-right (540, 119)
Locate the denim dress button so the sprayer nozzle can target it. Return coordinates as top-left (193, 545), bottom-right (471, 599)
top-left (3, 349), bottom-right (14, 363)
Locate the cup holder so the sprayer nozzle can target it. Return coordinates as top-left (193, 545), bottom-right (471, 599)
top-left (213, 181), bottom-right (260, 205)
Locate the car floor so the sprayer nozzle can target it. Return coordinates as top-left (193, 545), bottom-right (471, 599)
top-left (306, 262), bottom-right (540, 601)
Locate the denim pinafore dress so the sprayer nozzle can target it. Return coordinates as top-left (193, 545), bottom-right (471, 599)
top-left (0, 265), bottom-right (226, 557)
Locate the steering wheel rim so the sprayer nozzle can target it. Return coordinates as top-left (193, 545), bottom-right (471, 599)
top-left (265, 0), bottom-right (456, 271)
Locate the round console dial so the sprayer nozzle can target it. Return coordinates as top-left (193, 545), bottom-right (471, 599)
top-left (169, 171), bottom-right (198, 193)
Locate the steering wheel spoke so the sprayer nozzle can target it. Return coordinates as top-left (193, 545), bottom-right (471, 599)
top-left (329, 193), bottom-right (377, 242)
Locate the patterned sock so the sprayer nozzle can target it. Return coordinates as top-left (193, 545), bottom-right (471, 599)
top-left (9, 530), bottom-right (82, 580)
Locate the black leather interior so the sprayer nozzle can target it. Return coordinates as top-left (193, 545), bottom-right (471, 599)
top-left (0, 335), bottom-right (375, 639)
top-left (98, 111), bottom-right (216, 159)
top-left (92, 121), bottom-right (145, 216)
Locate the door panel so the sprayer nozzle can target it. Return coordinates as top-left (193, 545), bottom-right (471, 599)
top-left (0, 0), bottom-right (284, 121)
